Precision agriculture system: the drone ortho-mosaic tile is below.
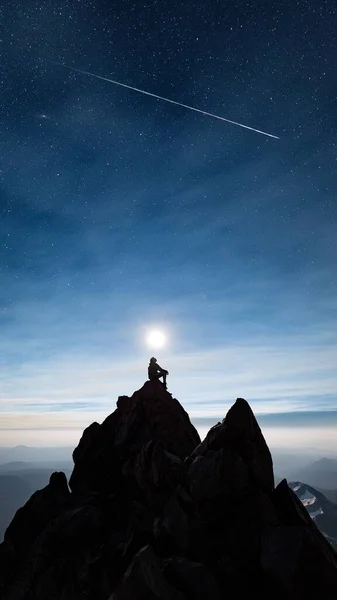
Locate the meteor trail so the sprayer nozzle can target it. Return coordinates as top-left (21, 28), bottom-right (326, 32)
top-left (57, 63), bottom-right (280, 139)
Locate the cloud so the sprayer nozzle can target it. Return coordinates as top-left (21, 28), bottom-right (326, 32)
top-left (1, 327), bottom-right (336, 447)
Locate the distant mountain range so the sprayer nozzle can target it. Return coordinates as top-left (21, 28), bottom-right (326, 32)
top-left (318, 488), bottom-right (337, 504)
top-left (0, 445), bottom-right (73, 464)
top-left (288, 458), bottom-right (337, 490)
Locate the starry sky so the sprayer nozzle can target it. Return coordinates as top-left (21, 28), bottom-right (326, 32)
top-left (1, 1), bottom-right (337, 451)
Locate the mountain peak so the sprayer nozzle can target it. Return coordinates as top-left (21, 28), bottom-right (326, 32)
top-left (69, 378), bottom-right (200, 494)
top-left (1, 385), bottom-right (337, 599)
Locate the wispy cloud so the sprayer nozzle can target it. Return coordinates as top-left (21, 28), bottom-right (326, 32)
top-left (1, 326), bottom-right (336, 446)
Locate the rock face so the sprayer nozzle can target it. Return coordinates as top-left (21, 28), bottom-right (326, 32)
top-left (69, 379), bottom-right (200, 495)
top-left (1, 379), bottom-right (337, 600)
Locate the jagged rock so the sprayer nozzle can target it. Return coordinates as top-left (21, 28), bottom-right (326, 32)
top-left (0, 471), bottom-right (70, 592)
top-left (110, 380), bottom-right (200, 457)
top-left (69, 379), bottom-right (200, 495)
top-left (188, 443), bottom-right (261, 570)
top-left (73, 421), bottom-right (100, 464)
top-left (289, 480), bottom-right (337, 544)
top-left (110, 544), bottom-right (185, 600)
top-left (188, 445), bottom-right (250, 505)
top-left (122, 440), bottom-right (184, 509)
top-left (1, 387), bottom-right (337, 600)
top-left (2, 494), bottom-right (125, 600)
top-left (189, 397), bottom-right (274, 493)
top-left (260, 479), bottom-right (337, 599)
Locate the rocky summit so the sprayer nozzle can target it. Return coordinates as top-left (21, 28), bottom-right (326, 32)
top-left (1, 379), bottom-right (337, 600)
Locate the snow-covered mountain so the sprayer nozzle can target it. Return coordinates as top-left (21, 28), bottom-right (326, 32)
top-left (289, 481), bottom-right (337, 549)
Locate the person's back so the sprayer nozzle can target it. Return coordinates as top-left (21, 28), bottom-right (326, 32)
top-left (148, 357), bottom-right (158, 379)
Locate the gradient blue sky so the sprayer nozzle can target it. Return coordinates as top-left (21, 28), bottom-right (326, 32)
top-left (1, 1), bottom-right (336, 451)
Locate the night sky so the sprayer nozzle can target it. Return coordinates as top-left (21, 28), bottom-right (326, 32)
top-left (1, 1), bottom-right (337, 449)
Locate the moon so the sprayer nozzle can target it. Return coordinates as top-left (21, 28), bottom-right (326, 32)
top-left (147, 330), bottom-right (166, 349)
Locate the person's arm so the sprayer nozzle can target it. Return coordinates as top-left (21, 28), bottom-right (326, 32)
top-left (157, 363), bottom-right (168, 374)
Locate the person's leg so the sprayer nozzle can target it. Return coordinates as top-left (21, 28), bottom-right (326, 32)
top-left (150, 373), bottom-right (161, 381)
top-left (150, 373), bottom-right (167, 388)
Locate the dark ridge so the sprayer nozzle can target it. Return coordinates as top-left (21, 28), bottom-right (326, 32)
top-left (0, 379), bottom-right (336, 599)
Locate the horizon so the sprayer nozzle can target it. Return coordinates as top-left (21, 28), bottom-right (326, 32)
top-left (1, 344), bottom-right (337, 450)
top-left (2, 378), bottom-right (337, 454)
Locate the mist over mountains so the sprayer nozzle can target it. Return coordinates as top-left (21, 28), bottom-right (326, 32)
top-left (0, 446), bottom-right (73, 464)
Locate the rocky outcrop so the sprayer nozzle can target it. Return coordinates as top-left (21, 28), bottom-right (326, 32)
top-left (262, 479), bottom-right (337, 597)
top-left (189, 397), bottom-right (274, 493)
top-left (0, 380), bottom-right (337, 600)
top-left (69, 379), bottom-right (200, 495)
top-left (0, 471), bottom-right (70, 592)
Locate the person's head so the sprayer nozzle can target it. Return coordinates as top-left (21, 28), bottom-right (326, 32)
top-left (150, 357), bottom-right (157, 363)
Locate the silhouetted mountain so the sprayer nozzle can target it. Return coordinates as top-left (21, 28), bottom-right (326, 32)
top-left (0, 463), bottom-right (72, 541)
top-left (1, 379), bottom-right (337, 599)
top-left (289, 481), bottom-right (337, 550)
top-left (0, 475), bottom-right (34, 544)
top-left (290, 458), bottom-right (337, 490)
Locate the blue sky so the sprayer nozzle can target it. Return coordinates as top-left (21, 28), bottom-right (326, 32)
top-left (0, 1), bottom-right (336, 450)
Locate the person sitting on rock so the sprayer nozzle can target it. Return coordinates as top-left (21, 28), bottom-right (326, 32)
top-left (148, 357), bottom-right (169, 388)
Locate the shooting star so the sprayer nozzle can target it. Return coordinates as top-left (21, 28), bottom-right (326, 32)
top-left (57, 63), bottom-right (280, 139)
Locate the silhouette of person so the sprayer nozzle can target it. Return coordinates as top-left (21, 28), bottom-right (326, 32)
top-left (148, 357), bottom-right (169, 388)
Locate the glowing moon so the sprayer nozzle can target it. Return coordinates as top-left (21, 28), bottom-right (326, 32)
top-left (147, 330), bottom-right (166, 349)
